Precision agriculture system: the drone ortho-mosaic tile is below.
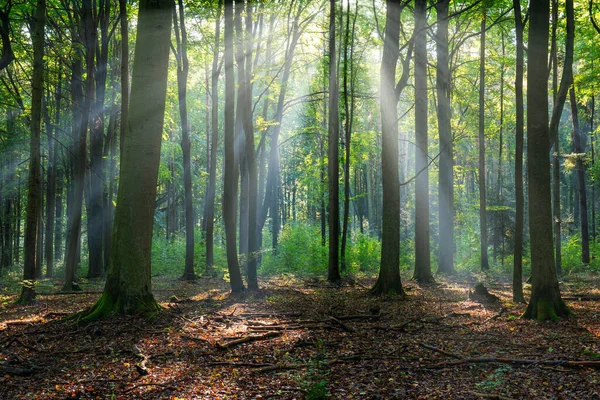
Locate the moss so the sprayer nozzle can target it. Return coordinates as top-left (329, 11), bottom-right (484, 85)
top-left (522, 296), bottom-right (572, 321)
top-left (536, 299), bottom-right (559, 321)
top-left (15, 288), bottom-right (36, 305)
top-left (67, 291), bottom-right (161, 323)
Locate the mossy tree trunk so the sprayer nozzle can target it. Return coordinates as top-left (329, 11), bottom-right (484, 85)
top-left (76, 0), bottom-right (174, 320)
top-left (523, 0), bottom-right (570, 321)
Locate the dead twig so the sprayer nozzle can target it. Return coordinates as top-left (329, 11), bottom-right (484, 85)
top-left (216, 331), bottom-right (281, 350)
top-left (132, 345), bottom-right (149, 376)
top-left (426, 357), bottom-right (600, 369)
top-left (327, 316), bottom-right (355, 333)
top-left (419, 343), bottom-right (462, 359)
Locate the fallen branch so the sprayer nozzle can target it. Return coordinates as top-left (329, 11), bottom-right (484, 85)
top-left (0, 364), bottom-right (36, 376)
top-left (419, 343), bottom-right (462, 359)
top-left (208, 361), bottom-right (274, 368)
top-left (217, 331), bottom-right (281, 350)
top-left (132, 345), bottom-right (149, 376)
top-left (426, 357), bottom-right (600, 369)
top-left (327, 316), bottom-right (355, 333)
top-left (334, 314), bottom-right (381, 321)
top-left (239, 312), bottom-right (301, 318)
top-left (247, 324), bottom-right (331, 331)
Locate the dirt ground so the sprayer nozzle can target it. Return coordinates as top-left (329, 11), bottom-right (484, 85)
top-left (2, 274), bottom-right (600, 399)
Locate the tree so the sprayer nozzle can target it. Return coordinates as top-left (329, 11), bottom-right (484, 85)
top-left (327, 0), bottom-right (341, 284)
top-left (202, 0), bottom-right (222, 276)
top-left (436, 0), bottom-right (454, 275)
top-left (522, 0), bottom-right (570, 321)
top-left (569, 82), bottom-right (590, 264)
top-left (512, 0), bottom-right (526, 303)
top-left (17, 0), bottom-right (45, 304)
top-left (413, 0), bottom-right (433, 283)
top-left (64, 0), bottom-right (95, 291)
top-left (75, 0), bottom-right (174, 319)
top-left (173, 0), bottom-right (196, 281)
top-left (223, 0), bottom-right (245, 292)
top-left (371, 0), bottom-right (407, 296)
top-left (340, 0), bottom-right (358, 273)
top-left (549, 0), bottom-right (574, 276)
top-left (478, 11), bottom-right (489, 271)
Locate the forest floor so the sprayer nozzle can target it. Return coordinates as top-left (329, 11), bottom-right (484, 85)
top-left (2, 273), bottom-right (600, 399)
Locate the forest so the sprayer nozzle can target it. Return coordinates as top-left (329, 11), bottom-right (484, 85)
top-left (1, 0), bottom-right (600, 398)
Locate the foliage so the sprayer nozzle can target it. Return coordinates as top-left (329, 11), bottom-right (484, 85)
top-left (260, 224), bottom-right (328, 276)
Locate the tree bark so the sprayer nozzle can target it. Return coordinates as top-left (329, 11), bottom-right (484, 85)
top-left (436, 0), bottom-right (454, 275)
top-left (371, 0), bottom-right (404, 296)
top-left (173, 0), bottom-right (195, 281)
top-left (203, 0), bottom-right (222, 275)
top-left (77, 0), bottom-right (174, 320)
top-left (87, 0), bottom-right (110, 279)
top-left (327, 0), bottom-right (341, 284)
top-left (17, 0), bottom-right (45, 304)
top-left (223, 0), bottom-right (245, 292)
top-left (340, 0), bottom-right (357, 272)
top-left (64, 0), bottom-right (94, 292)
top-left (413, 0), bottom-right (433, 283)
top-left (241, 1), bottom-right (258, 289)
top-left (478, 14), bottom-right (489, 271)
top-left (550, 0), bottom-right (574, 275)
top-left (512, 0), bottom-right (526, 303)
top-left (569, 84), bottom-right (590, 264)
top-left (523, 0), bottom-right (570, 321)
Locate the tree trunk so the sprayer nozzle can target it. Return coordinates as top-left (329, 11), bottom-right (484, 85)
top-left (340, 0), bottom-right (357, 272)
top-left (436, 0), bottom-right (454, 275)
top-left (223, 0), bottom-right (245, 292)
top-left (54, 154), bottom-right (63, 263)
top-left (241, 2), bottom-right (258, 289)
top-left (17, 0), bottom-right (45, 304)
top-left (87, 0), bottom-right (110, 279)
top-left (569, 84), bottom-right (590, 264)
top-left (203, 0), bottom-right (222, 276)
top-left (512, 0), bottom-right (525, 303)
top-left (413, 0), bottom-right (433, 283)
top-left (550, 0), bottom-right (575, 276)
top-left (371, 0), bottom-right (404, 296)
top-left (591, 95), bottom-right (596, 240)
top-left (77, 0), bottom-right (173, 320)
top-left (173, 0), bottom-right (195, 281)
top-left (478, 14), bottom-right (489, 271)
top-left (327, 0), bottom-right (341, 284)
top-left (523, 0), bottom-right (570, 321)
top-left (64, 0), bottom-right (94, 292)
top-left (119, 0), bottom-right (129, 157)
top-left (45, 78), bottom-right (58, 278)
top-left (497, 33), bottom-right (505, 266)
